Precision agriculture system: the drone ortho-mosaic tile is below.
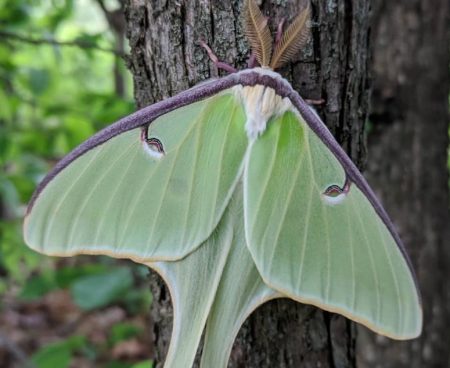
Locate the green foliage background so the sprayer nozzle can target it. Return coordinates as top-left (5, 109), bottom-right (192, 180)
top-left (0, 1), bottom-right (153, 367)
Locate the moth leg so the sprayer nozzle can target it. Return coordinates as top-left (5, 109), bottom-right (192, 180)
top-left (247, 52), bottom-right (257, 68)
top-left (199, 40), bottom-right (237, 74)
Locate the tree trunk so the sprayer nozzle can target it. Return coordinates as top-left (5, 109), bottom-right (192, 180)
top-left (123, 0), bottom-right (371, 366)
top-left (357, 1), bottom-right (450, 367)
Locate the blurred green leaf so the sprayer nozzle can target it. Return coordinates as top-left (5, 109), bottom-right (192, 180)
top-left (0, 0), bottom-right (30, 25)
top-left (52, 131), bottom-right (71, 157)
top-left (0, 221), bottom-right (43, 282)
top-left (106, 362), bottom-right (133, 368)
top-left (123, 288), bottom-right (153, 315)
top-left (109, 322), bottom-right (143, 346)
top-left (74, 32), bottom-right (103, 47)
top-left (27, 67), bottom-right (51, 94)
top-left (131, 361), bottom-right (153, 368)
top-left (54, 263), bottom-right (108, 288)
top-left (63, 115), bottom-right (95, 146)
top-left (19, 271), bottom-right (58, 300)
top-left (0, 279), bottom-right (7, 295)
top-left (31, 335), bottom-right (86, 368)
top-left (18, 263), bottom-right (122, 300)
top-left (0, 176), bottom-right (21, 217)
top-left (71, 267), bottom-right (134, 310)
top-left (32, 342), bottom-right (71, 368)
top-left (103, 362), bottom-right (153, 368)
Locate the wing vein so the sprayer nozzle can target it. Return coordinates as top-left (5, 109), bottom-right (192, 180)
top-left (44, 145), bottom-right (105, 246)
top-left (344, 199), bottom-right (356, 311)
top-left (322, 193), bottom-right (331, 301)
top-left (180, 112), bottom-right (203, 245)
top-left (306, 128), bottom-right (331, 301)
top-left (350, 196), bottom-right (381, 325)
top-left (145, 146), bottom-right (181, 255)
top-left (296, 165), bottom-right (314, 290)
top-left (64, 140), bottom-right (136, 250)
top-left (210, 98), bottom-right (236, 229)
top-left (93, 142), bottom-right (141, 248)
top-left (248, 120), bottom-right (281, 233)
top-left (376, 217), bottom-right (403, 334)
top-left (296, 142), bottom-right (315, 292)
top-left (117, 150), bottom-right (161, 248)
top-left (142, 99), bottom-right (214, 256)
top-left (267, 133), bottom-right (307, 274)
top-left (248, 119), bottom-right (282, 265)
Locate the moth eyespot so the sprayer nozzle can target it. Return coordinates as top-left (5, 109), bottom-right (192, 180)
top-left (322, 179), bottom-right (351, 205)
top-left (147, 138), bottom-right (164, 153)
top-left (141, 129), bottom-right (165, 159)
top-left (324, 185), bottom-right (343, 197)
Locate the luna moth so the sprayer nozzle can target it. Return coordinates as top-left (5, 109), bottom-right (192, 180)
top-left (23, 1), bottom-right (422, 367)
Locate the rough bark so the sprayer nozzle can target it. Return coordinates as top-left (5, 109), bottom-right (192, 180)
top-left (123, 0), bottom-right (371, 366)
top-left (357, 1), bottom-right (450, 367)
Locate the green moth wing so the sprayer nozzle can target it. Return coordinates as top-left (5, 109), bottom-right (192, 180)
top-left (200, 190), bottom-right (279, 367)
top-left (23, 68), bottom-right (422, 368)
top-left (24, 91), bottom-right (247, 261)
top-left (244, 108), bottom-right (422, 339)
top-left (147, 187), bottom-right (279, 368)
top-left (146, 196), bottom-right (236, 368)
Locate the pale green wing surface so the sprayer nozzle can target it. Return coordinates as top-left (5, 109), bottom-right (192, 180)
top-left (25, 92), bottom-right (247, 261)
top-left (146, 186), bottom-right (278, 368)
top-left (244, 110), bottom-right (422, 339)
top-left (200, 195), bottom-right (279, 368)
top-left (146, 200), bottom-right (235, 368)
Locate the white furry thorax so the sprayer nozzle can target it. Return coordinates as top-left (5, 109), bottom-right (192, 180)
top-left (232, 69), bottom-right (294, 140)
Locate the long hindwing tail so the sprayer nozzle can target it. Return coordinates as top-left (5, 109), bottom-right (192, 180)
top-left (147, 186), bottom-right (279, 368)
top-left (244, 110), bottom-right (422, 339)
top-left (200, 189), bottom-right (279, 367)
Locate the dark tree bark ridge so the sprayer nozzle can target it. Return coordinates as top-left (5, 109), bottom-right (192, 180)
top-left (124, 1), bottom-right (371, 366)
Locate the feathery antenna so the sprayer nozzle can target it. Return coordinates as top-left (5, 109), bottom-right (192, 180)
top-left (269, 4), bottom-right (311, 70)
top-left (244, 0), bottom-right (273, 67)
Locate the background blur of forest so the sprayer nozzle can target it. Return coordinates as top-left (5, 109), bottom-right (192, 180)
top-left (0, 0), bottom-right (154, 367)
top-left (0, 0), bottom-right (449, 367)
